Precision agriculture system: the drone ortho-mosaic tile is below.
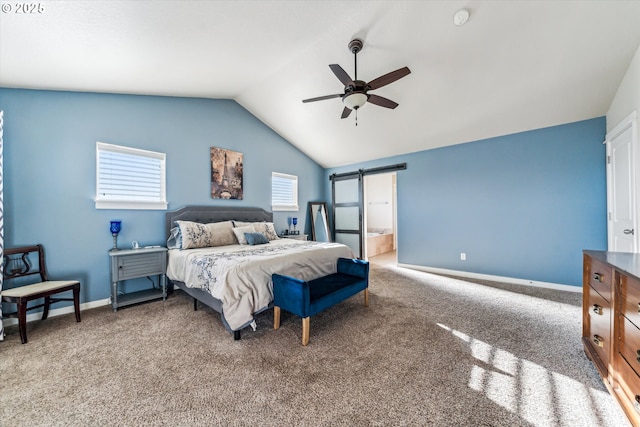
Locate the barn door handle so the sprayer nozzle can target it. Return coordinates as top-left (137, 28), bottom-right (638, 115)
top-left (624, 229), bottom-right (635, 235)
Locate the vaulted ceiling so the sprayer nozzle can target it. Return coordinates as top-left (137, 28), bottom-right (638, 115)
top-left (1, 1), bottom-right (639, 167)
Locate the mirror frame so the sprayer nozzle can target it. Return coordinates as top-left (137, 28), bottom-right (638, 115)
top-left (309, 201), bottom-right (331, 242)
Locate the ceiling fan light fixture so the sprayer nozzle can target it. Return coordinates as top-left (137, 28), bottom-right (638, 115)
top-left (343, 92), bottom-right (368, 109)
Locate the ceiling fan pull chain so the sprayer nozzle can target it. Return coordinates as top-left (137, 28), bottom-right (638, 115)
top-left (355, 109), bottom-right (358, 126)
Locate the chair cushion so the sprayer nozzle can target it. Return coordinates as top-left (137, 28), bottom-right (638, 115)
top-left (1, 280), bottom-right (79, 298)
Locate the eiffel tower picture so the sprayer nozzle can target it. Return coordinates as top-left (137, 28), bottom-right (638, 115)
top-left (210, 147), bottom-right (243, 199)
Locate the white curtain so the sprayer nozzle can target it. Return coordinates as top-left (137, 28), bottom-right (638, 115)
top-left (1, 110), bottom-right (4, 340)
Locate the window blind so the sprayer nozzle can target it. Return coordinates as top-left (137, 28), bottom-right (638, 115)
top-left (96, 142), bottom-right (167, 210)
top-left (271, 172), bottom-right (298, 211)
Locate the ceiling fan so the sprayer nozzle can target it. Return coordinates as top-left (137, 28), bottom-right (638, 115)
top-left (302, 39), bottom-right (411, 123)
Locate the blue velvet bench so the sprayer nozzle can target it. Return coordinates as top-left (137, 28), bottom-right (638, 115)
top-left (272, 258), bottom-right (369, 346)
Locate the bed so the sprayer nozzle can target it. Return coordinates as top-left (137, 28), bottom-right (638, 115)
top-left (165, 205), bottom-right (354, 340)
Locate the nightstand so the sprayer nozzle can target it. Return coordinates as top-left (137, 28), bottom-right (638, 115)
top-left (281, 234), bottom-right (308, 241)
top-left (109, 247), bottom-right (167, 312)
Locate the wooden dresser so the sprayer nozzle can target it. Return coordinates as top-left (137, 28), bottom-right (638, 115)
top-left (583, 250), bottom-right (640, 426)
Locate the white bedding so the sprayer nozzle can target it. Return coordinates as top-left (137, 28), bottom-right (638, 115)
top-left (166, 239), bottom-right (354, 331)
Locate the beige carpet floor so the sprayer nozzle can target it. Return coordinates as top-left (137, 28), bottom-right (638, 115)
top-left (0, 263), bottom-right (631, 426)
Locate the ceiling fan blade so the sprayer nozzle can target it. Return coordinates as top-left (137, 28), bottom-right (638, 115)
top-left (329, 64), bottom-right (354, 86)
top-left (367, 94), bottom-right (399, 109)
top-left (367, 66), bottom-right (411, 90)
top-left (341, 107), bottom-right (352, 119)
top-left (302, 94), bottom-right (343, 103)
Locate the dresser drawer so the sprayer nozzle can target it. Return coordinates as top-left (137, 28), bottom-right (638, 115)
top-left (588, 257), bottom-right (613, 302)
top-left (620, 315), bottom-right (640, 377)
top-left (586, 285), bottom-right (611, 366)
top-left (615, 350), bottom-right (640, 422)
top-left (621, 273), bottom-right (640, 329)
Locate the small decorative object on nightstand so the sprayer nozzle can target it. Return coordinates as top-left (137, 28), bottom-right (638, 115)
top-left (109, 246), bottom-right (167, 312)
top-left (110, 220), bottom-right (122, 251)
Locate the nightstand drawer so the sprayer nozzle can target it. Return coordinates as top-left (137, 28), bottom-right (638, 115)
top-left (114, 251), bottom-right (166, 281)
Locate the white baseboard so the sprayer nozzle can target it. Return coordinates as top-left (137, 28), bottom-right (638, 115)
top-left (396, 263), bottom-right (582, 293)
top-left (1, 298), bottom-right (111, 327)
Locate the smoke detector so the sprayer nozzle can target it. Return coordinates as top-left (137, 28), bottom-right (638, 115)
top-left (453, 9), bottom-right (470, 26)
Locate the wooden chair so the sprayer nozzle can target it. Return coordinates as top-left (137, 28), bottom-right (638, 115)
top-left (2, 244), bottom-right (81, 344)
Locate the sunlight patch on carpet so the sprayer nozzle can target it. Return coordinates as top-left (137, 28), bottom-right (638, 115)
top-left (437, 323), bottom-right (617, 427)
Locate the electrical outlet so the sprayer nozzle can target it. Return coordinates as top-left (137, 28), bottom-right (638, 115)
top-left (460, 252), bottom-right (466, 261)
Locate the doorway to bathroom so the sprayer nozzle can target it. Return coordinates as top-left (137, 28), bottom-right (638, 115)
top-left (364, 172), bottom-right (397, 265)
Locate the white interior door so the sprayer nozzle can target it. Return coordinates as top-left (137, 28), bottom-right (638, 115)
top-left (607, 112), bottom-right (638, 253)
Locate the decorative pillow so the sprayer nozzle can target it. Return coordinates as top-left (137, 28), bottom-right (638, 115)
top-left (166, 226), bottom-right (182, 249)
top-left (204, 221), bottom-right (237, 247)
top-left (175, 220), bottom-right (235, 249)
top-left (232, 224), bottom-right (256, 245)
top-left (244, 232), bottom-right (269, 245)
top-left (251, 222), bottom-right (279, 241)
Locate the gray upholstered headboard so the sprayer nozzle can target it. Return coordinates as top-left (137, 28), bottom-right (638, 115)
top-left (165, 205), bottom-right (273, 240)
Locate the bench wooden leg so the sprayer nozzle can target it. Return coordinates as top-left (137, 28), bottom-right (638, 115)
top-left (73, 285), bottom-right (82, 322)
top-left (42, 296), bottom-right (51, 320)
top-left (302, 317), bottom-right (310, 346)
top-left (274, 306), bottom-right (281, 329)
top-left (17, 299), bottom-right (28, 344)
top-left (364, 289), bottom-right (369, 307)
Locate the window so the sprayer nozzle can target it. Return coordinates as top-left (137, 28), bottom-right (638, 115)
top-left (96, 142), bottom-right (167, 210)
top-left (271, 172), bottom-right (298, 211)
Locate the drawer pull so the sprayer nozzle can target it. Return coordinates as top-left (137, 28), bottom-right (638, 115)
top-left (638, 303), bottom-right (640, 314)
top-left (636, 350), bottom-right (640, 364)
top-left (593, 335), bottom-right (605, 347)
top-left (635, 395), bottom-right (640, 414)
top-left (593, 273), bottom-right (603, 282)
top-left (592, 304), bottom-right (603, 315)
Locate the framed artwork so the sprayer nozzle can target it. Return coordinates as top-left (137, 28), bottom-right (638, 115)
top-left (210, 147), bottom-right (243, 199)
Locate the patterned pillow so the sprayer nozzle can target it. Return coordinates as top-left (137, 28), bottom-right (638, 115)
top-left (232, 224), bottom-right (256, 245)
top-left (253, 222), bottom-right (279, 241)
top-left (204, 221), bottom-right (237, 247)
top-left (245, 232), bottom-right (269, 245)
top-left (175, 220), bottom-right (235, 249)
top-left (234, 221), bottom-right (279, 241)
top-left (167, 226), bottom-right (182, 249)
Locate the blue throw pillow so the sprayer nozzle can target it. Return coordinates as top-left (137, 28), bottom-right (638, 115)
top-left (244, 232), bottom-right (269, 245)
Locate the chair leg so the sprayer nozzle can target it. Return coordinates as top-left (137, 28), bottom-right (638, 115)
top-left (73, 285), bottom-right (82, 322)
top-left (302, 317), bottom-right (310, 346)
top-left (274, 306), bottom-right (281, 329)
top-left (17, 300), bottom-right (28, 344)
top-left (364, 288), bottom-right (369, 307)
top-left (42, 296), bottom-right (50, 320)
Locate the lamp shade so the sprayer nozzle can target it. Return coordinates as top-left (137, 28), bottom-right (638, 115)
top-left (343, 93), bottom-right (367, 110)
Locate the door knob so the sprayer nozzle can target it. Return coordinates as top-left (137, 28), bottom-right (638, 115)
top-left (624, 229), bottom-right (635, 235)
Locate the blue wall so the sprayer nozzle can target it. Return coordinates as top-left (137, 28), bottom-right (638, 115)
top-left (0, 86), bottom-right (608, 310)
top-left (0, 88), bottom-right (324, 304)
top-left (326, 117), bottom-right (607, 287)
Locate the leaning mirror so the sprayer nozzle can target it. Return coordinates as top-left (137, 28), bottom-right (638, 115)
top-left (309, 202), bottom-right (330, 242)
